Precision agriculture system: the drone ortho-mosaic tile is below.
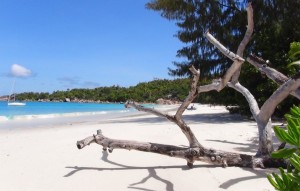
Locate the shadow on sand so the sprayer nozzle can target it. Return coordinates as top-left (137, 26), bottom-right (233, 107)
top-left (106, 112), bottom-right (251, 126)
top-left (65, 151), bottom-right (269, 190)
top-left (206, 139), bottom-right (259, 153)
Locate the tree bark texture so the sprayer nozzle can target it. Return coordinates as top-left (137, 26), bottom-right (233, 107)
top-left (256, 120), bottom-right (274, 156)
top-left (77, 129), bottom-right (286, 168)
top-left (247, 55), bottom-right (300, 100)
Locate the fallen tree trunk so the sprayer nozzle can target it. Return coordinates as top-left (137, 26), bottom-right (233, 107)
top-left (77, 129), bottom-right (287, 168)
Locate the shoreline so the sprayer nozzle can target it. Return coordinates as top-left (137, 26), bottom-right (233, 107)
top-left (0, 104), bottom-right (275, 190)
top-left (0, 101), bottom-right (162, 122)
top-left (0, 104), bottom-right (180, 131)
top-left (0, 109), bottom-right (132, 121)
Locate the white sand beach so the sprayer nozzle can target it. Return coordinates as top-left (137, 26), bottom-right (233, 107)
top-left (0, 104), bottom-right (276, 191)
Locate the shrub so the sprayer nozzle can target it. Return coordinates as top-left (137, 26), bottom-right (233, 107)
top-left (267, 105), bottom-right (300, 190)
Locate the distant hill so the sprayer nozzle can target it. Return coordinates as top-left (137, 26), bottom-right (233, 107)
top-left (12, 78), bottom-right (191, 103)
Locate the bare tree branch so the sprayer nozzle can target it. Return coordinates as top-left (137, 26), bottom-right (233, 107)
top-left (232, 2), bottom-right (254, 83)
top-left (236, 3), bottom-right (254, 57)
top-left (126, 66), bottom-right (201, 149)
top-left (175, 66), bottom-right (200, 117)
top-left (125, 101), bottom-right (174, 121)
top-left (200, 4), bottom-right (253, 92)
top-left (200, 3), bottom-right (253, 92)
top-left (259, 78), bottom-right (300, 123)
top-left (197, 83), bottom-right (220, 93)
top-left (203, 32), bottom-right (244, 91)
top-left (228, 82), bottom-right (260, 120)
top-left (247, 55), bottom-right (300, 100)
top-left (205, 31), bottom-right (245, 62)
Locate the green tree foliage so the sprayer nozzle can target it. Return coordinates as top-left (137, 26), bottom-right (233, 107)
top-left (146, 0), bottom-right (300, 116)
top-left (288, 42), bottom-right (300, 67)
top-left (147, 0), bottom-right (247, 78)
top-left (267, 105), bottom-right (300, 191)
top-left (16, 78), bottom-right (190, 103)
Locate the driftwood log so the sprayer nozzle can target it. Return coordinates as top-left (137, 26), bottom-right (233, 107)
top-left (78, 129), bottom-right (252, 168)
top-left (77, 128), bottom-right (286, 168)
top-left (77, 3), bottom-right (298, 168)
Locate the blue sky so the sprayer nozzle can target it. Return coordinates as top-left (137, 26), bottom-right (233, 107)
top-left (0, 0), bottom-right (184, 95)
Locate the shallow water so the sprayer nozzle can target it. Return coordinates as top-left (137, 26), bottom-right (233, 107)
top-left (0, 110), bottom-right (141, 130)
top-left (0, 101), bottom-right (129, 119)
top-left (0, 101), bottom-right (156, 129)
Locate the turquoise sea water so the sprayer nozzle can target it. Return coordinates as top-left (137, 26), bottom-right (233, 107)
top-left (0, 101), bottom-right (157, 130)
top-left (0, 101), bottom-right (132, 120)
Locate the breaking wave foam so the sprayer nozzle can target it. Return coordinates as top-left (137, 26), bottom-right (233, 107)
top-left (0, 110), bottom-right (132, 121)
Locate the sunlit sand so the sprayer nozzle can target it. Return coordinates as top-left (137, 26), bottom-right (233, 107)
top-left (0, 104), bottom-right (275, 191)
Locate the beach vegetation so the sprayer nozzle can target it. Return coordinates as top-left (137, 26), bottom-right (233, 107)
top-left (267, 105), bottom-right (300, 191)
top-left (16, 78), bottom-right (190, 103)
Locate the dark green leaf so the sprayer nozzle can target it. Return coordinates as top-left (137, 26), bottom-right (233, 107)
top-left (274, 126), bottom-right (289, 142)
top-left (290, 106), bottom-right (300, 118)
top-left (290, 158), bottom-right (300, 172)
top-left (267, 174), bottom-right (280, 190)
top-left (286, 120), bottom-right (300, 146)
top-left (271, 148), bottom-right (298, 158)
top-left (273, 173), bottom-right (284, 190)
top-left (287, 173), bottom-right (300, 185)
top-left (289, 42), bottom-right (300, 60)
top-left (291, 153), bottom-right (300, 163)
top-left (290, 153), bottom-right (300, 171)
top-left (274, 126), bottom-right (298, 145)
top-left (287, 61), bottom-right (300, 68)
top-left (279, 167), bottom-right (291, 188)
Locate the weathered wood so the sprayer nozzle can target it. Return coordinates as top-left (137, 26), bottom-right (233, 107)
top-left (77, 129), bottom-right (286, 168)
top-left (228, 82), bottom-right (260, 120)
top-left (231, 3), bottom-right (254, 83)
top-left (77, 129), bottom-right (249, 167)
top-left (125, 66), bottom-right (201, 149)
top-left (227, 82), bottom-right (272, 155)
top-left (200, 3), bottom-right (253, 92)
top-left (259, 78), bottom-right (300, 123)
top-left (175, 66), bottom-right (200, 117)
top-left (205, 31), bottom-right (245, 62)
top-left (247, 54), bottom-right (300, 100)
top-left (124, 100), bottom-right (202, 157)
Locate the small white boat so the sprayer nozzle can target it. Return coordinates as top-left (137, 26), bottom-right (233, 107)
top-left (8, 101), bottom-right (26, 106)
top-left (7, 78), bottom-right (26, 106)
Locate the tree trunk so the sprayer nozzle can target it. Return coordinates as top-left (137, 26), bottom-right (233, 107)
top-left (257, 119), bottom-right (274, 156)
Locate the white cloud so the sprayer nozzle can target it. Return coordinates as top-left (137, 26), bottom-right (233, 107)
top-left (11, 64), bottom-right (32, 77)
